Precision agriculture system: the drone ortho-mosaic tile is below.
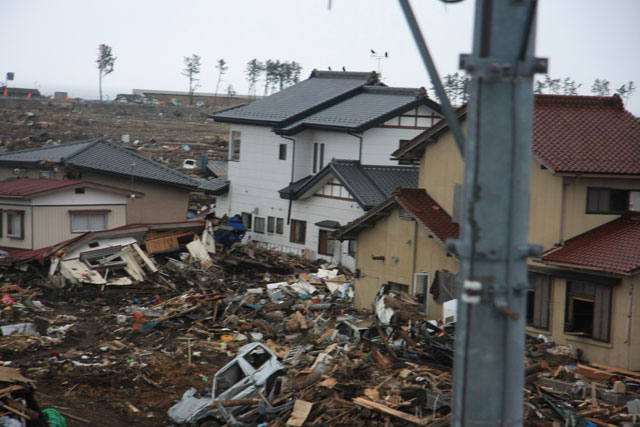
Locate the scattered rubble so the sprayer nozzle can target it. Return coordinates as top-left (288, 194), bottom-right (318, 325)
top-left (0, 220), bottom-right (636, 426)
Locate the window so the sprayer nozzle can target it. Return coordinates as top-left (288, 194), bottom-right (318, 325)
top-left (70, 211), bottom-right (108, 232)
top-left (565, 280), bottom-right (611, 342)
top-left (527, 273), bottom-right (550, 330)
top-left (279, 144), bottom-right (287, 160)
top-left (276, 218), bottom-right (284, 234)
top-left (13, 168), bottom-right (27, 176)
top-left (290, 219), bottom-right (306, 244)
top-left (313, 143), bottom-right (325, 173)
top-left (6, 211), bottom-right (24, 239)
top-left (241, 212), bottom-right (252, 230)
top-left (75, 188), bottom-right (85, 194)
top-left (39, 170), bottom-right (53, 178)
top-left (318, 229), bottom-right (335, 256)
top-left (587, 188), bottom-right (628, 214)
top-left (267, 217), bottom-right (275, 233)
top-left (254, 217), bottom-right (265, 234)
top-left (348, 240), bottom-right (356, 257)
top-left (230, 130), bottom-right (241, 161)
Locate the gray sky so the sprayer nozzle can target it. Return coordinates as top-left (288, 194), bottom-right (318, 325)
top-left (3, 0), bottom-right (639, 113)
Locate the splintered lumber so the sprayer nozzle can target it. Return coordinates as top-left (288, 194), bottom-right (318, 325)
top-left (286, 400), bottom-right (313, 426)
top-left (353, 397), bottom-right (430, 425)
top-left (577, 364), bottom-right (613, 381)
top-left (2, 404), bottom-right (30, 420)
top-left (588, 362), bottom-right (640, 378)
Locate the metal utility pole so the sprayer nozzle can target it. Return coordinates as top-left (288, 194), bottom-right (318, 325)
top-left (399, 0), bottom-right (546, 425)
top-left (452, 1), bottom-right (545, 425)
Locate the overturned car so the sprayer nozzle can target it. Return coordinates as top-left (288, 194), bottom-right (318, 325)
top-left (168, 343), bottom-right (288, 426)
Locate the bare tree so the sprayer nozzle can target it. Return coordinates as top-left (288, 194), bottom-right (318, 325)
top-left (591, 78), bottom-right (611, 96)
top-left (183, 54), bottom-right (201, 105)
top-left (215, 59), bottom-right (228, 98)
top-left (96, 44), bottom-right (116, 101)
top-left (616, 81), bottom-right (636, 102)
top-left (245, 59), bottom-right (264, 98)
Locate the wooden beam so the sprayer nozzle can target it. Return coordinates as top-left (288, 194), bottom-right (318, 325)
top-left (353, 397), bottom-right (431, 425)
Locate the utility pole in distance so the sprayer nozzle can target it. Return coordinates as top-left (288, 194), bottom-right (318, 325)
top-left (449, 0), bottom-right (546, 425)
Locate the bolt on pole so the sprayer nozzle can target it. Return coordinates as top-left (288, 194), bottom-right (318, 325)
top-left (449, 0), bottom-right (546, 426)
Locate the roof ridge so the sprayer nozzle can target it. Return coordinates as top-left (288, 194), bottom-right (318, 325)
top-left (0, 138), bottom-right (97, 160)
top-left (62, 138), bottom-right (103, 161)
top-left (310, 70), bottom-right (378, 82)
top-left (534, 93), bottom-right (624, 109)
top-left (362, 86), bottom-right (426, 97)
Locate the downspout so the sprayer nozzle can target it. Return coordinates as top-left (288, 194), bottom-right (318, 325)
top-left (411, 220), bottom-right (418, 294)
top-left (280, 135), bottom-right (296, 224)
top-left (625, 280), bottom-right (634, 369)
top-left (348, 132), bottom-right (363, 163)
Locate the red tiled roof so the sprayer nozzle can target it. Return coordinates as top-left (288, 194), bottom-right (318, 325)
top-left (0, 178), bottom-right (83, 197)
top-left (533, 94), bottom-right (640, 175)
top-left (393, 188), bottom-right (459, 246)
top-left (542, 213), bottom-right (640, 275)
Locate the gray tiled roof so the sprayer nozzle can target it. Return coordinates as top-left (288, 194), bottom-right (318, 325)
top-left (211, 70), bottom-right (378, 126)
top-left (0, 139), bottom-right (200, 189)
top-left (279, 87), bottom-right (440, 135)
top-left (0, 140), bottom-right (96, 163)
top-left (198, 175), bottom-right (229, 195)
top-left (280, 159), bottom-right (418, 210)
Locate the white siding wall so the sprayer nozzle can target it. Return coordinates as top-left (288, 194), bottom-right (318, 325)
top-left (32, 187), bottom-right (129, 206)
top-left (223, 104), bottom-right (438, 267)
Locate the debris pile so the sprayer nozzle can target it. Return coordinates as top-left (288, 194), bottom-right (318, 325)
top-left (0, 220), bottom-right (637, 425)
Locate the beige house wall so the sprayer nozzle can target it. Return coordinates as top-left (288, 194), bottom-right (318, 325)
top-left (0, 167), bottom-right (190, 224)
top-left (353, 208), bottom-right (417, 310)
top-left (528, 161), bottom-right (564, 249)
top-left (353, 206), bottom-right (459, 318)
top-left (414, 232), bottom-right (458, 318)
top-left (418, 127), bottom-right (464, 214)
top-left (79, 172), bottom-right (190, 224)
top-left (32, 205), bottom-right (127, 249)
top-left (526, 275), bottom-right (639, 370)
top-left (0, 205), bottom-right (33, 250)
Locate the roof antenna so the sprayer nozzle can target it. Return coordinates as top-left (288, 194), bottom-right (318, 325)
top-left (370, 50), bottom-right (389, 75)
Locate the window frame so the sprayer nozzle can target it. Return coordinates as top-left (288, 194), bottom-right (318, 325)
top-left (586, 187), bottom-right (629, 214)
top-left (6, 210), bottom-right (25, 240)
top-left (230, 130), bottom-right (241, 162)
top-left (317, 229), bottom-right (335, 256)
top-left (278, 144), bottom-right (287, 161)
top-left (267, 216), bottom-right (275, 233)
top-left (69, 210), bottom-right (109, 233)
top-left (527, 273), bottom-right (550, 330)
top-left (276, 218), bottom-right (284, 234)
top-left (241, 212), bottom-right (252, 231)
top-left (564, 280), bottom-right (612, 342)
top-left (347, 239), bottom-right (356, 257)
top-left (290, 219), bottom-right (306, 244)
top-left (254, 216), bottom-right (265, 234)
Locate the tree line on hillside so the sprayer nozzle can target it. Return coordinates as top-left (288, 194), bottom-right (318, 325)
top-left (95, 43), bottom-right (303, 105)
top-left (431, 73), bottom-right (636, 107)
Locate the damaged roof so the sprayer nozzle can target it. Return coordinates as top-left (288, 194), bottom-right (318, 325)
top-left (335, 187), bottom-right (459, 249)
top-left (279, 159), bottom-right (419, 210)
top-left (542, 213), bottom-right (640, 275)
top-left (0, 139), bottom-right (200, 190)
top-left (277, 86), bottom-right (441, 135)
top-left (211, 70), bottom-right (379, 127)
top-left (198, 175), bottom-right (229, 195)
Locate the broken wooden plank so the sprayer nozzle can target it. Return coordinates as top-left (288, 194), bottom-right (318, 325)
top-left (577, 364), bottom-right (612, 382)
top-left (588, 362), bottom-right (640, 378)
top-left (286, 400), bottom-right (313, 426)
top-left (353, 397), bottom-right (430, 425)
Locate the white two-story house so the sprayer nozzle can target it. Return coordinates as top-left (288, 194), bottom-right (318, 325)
top-left (210, 70), bottom-right (441, 269)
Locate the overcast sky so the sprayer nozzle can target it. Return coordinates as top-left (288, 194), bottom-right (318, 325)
top-left (3, 0), bottom-right (639, 114)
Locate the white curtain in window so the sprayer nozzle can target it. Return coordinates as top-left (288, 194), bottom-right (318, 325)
top-left (72, 214), bottom-right (106, 232)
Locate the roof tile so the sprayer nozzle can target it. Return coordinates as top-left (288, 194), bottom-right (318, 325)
top-left (542, 213), bottom-right (640, 275)
top-left (394, 188), bottom-right (459, 245)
